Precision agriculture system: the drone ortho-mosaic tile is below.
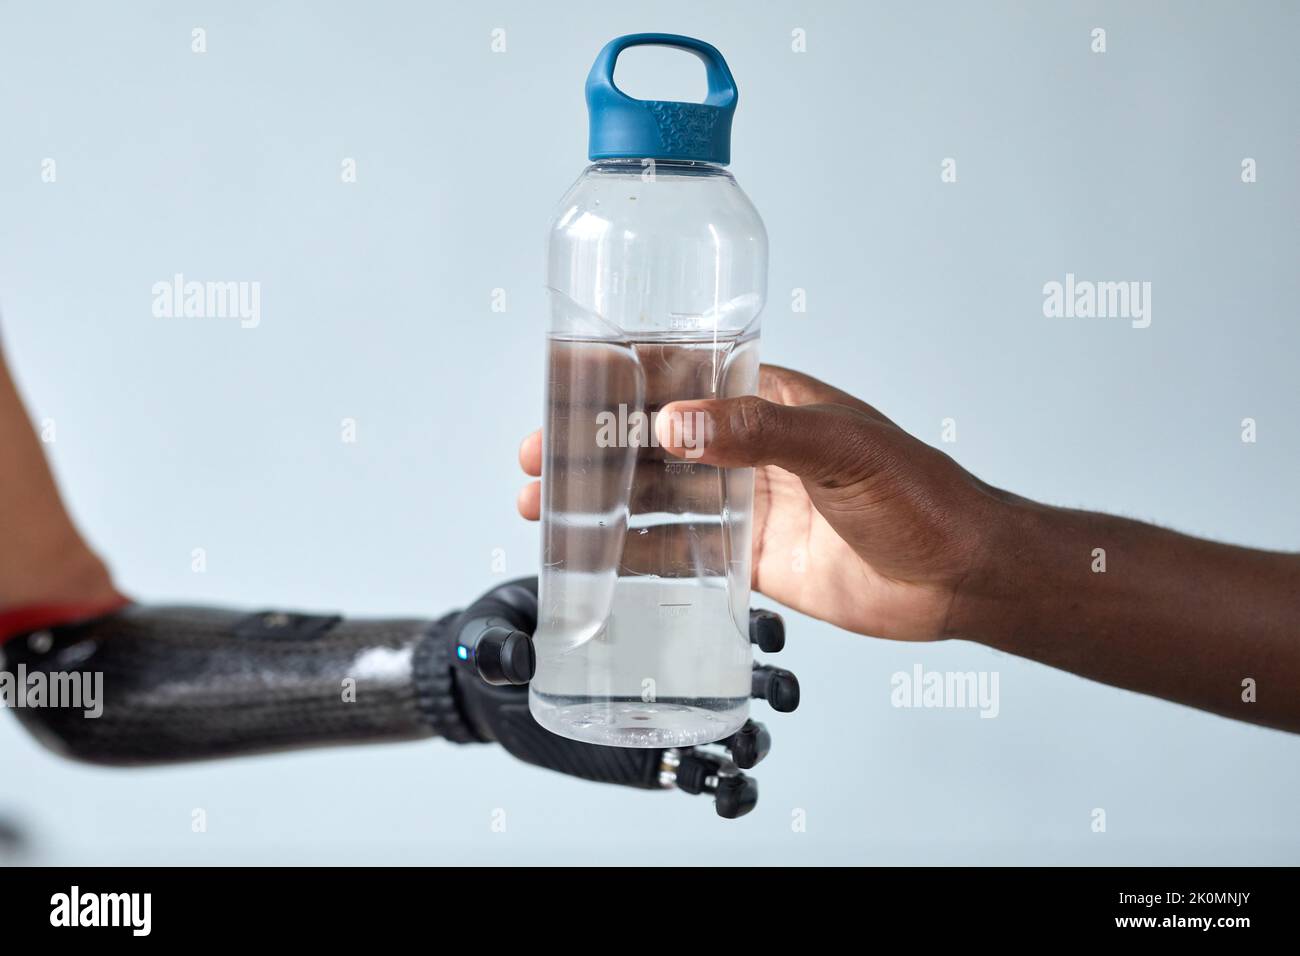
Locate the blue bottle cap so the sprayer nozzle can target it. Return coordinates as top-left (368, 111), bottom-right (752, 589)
top-left (585, 33), bottom-right (738, 166)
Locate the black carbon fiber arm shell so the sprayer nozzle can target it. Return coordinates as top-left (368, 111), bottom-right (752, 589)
top-left (1, 583), bottom-right (668, 793)
top-left (0, 604), bottom-right (475, 766)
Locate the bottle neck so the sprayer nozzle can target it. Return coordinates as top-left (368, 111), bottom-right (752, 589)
top-left (587, 158), bottom-right (732, 179)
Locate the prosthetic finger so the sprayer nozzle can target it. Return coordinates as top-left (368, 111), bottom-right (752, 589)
top-left (658, 749), bottom-right (759, 819)
top-left (748, 608), bottom-right (785, 653)
top-left (451, 578), bottom-right (538, 686)
top-left (455, 618), bottom-right (534, 686)
top-left (713, 719), bottom-right (772, 769)
top-left (752, 663), bottom-right (800, 712)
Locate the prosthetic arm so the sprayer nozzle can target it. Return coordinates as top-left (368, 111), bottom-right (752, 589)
top-left (1, 578), bottom-right (799, 818)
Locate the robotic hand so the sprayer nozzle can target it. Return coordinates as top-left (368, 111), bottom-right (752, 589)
top-left (449, 578), bottom-right (800, 819)
top-left (1, 578), bottom-right (798, 819)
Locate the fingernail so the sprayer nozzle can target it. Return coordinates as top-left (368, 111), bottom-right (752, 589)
top-left (657, 403), bottom-right (715, 459)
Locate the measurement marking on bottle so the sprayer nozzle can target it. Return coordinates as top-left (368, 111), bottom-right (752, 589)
top-left (658, 602), bottom-right (693, 621)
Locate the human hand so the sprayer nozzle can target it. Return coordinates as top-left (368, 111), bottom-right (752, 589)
top-left (519, 365), bottom-right (1010, 641)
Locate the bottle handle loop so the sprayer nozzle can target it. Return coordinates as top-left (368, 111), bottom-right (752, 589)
top-left (587, 33), bottom-right (737, 109)
top-left (584, 33), bottom-right (738, 165)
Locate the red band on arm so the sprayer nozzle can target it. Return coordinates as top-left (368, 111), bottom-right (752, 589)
top-left (0, 597), bottom-right (131, 644)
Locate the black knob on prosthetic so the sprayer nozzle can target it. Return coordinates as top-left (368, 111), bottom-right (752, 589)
top-left (752, 664), bottom-right (800, 712)
top-left (718, 720), bottom-right (771, 769)
top-left (459, 620), bottom-right (535, 686)
top-left (748, 609), bottom-right (785, 653)
top-left (450, 578), bottom-right (539, 687)
top-left (714, 774), bottom-right (759, 819)
top-left (671, 752), bottom-right (720, 795)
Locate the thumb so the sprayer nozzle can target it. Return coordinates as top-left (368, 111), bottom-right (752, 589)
top-left (655, 396), bottom-right (891, 489)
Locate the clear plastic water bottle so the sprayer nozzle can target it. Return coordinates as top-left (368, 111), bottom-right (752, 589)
top-left (530, 34), bottom-right (768, 748)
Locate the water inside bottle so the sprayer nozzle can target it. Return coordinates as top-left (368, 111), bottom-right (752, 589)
top-left (531, 328), bottom-right (759, 747)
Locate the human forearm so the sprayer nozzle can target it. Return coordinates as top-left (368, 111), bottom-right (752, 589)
top-left (530, 363), bottom-right (1299, 734)
top-left (0, 342), bottom-right (120, 610)
top-left (954, 498), bottom-right (1300, 732)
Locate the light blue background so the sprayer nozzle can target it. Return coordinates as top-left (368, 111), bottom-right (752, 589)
top-left (1, 0), bottom-right (1297, 865)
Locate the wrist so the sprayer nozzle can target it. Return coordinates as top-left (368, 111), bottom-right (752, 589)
top-left (0, 534), bottom-right (123, 613)
top-left (942, 493), bottom-right (1055, 648)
